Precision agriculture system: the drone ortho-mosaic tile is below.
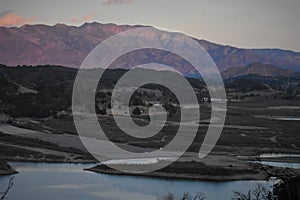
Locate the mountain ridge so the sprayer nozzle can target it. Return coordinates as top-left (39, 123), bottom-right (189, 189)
top-left (1, 22), bottom-right (300, 75)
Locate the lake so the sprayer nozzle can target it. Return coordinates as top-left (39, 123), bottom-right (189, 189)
top-left (257, 153), bottom-right (300, 169)
top-left (258, 161), bottom-right (300, 169)
top-left (0, 162), bottom-right (277, 200)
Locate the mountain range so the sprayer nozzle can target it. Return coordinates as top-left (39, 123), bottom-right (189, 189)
top-left (1, 22), bottom-right (300, 77)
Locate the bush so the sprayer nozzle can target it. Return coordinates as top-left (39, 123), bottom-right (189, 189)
top-left (132, 107), bottom-right (142, 115)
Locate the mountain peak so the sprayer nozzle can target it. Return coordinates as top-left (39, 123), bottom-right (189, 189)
top-left (80, 22), bottom-right (102, 27)
top-left (0, 23), bottom-right (300, 74)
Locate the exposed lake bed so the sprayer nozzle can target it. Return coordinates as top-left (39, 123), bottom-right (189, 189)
top-left (1, 99), bottom-right (300, 199)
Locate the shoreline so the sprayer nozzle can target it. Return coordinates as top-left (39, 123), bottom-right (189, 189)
top-left (0, 157), bottom-right (97, 176)
top-left (0, 162), bottom-right (19, 176)
top-left (86, 167), bottom-right (268, 182)
top-left (0, 159), bottom-right (268, 181)
top-left (86, 163), bottom-right (300, 182)
top-left (2, 157), bottom-right (300, 182)
top-left (85, 159), bottom-right (275, 182)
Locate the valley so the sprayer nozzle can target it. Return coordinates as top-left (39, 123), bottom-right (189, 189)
top-left (0, 65), bottom-right (299, 182)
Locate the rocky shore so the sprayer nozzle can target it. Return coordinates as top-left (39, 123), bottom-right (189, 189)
top-left (0, 161), bottom-right (18, 176)
top-left (86, 159), bottom-right (300, 181)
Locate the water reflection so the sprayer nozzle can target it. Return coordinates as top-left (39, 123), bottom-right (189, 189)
top-left (258, 161), bottom-right (300, 169)
top-left (0, 162), bottom-right (276, 200)
top-left (0, 177), bottom-right (14, 200)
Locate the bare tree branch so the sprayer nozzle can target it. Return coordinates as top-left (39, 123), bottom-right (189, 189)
top-left (0, 177), bottom-right (14, 200)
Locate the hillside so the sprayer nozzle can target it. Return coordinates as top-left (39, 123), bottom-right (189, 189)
top-left (1, 23), bottom-right (300, 75)
top-left (221, 63), bottom-right (295, 79)
top-left (0, 64), bottom-right (299, 119)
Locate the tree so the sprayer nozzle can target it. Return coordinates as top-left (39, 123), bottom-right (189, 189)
top-left (231, 184), bottom-right (272, 200)
top-left (273, 176), bottom-right (300, 200)
top-left (132, 107), bottom-right (142, 115)
top-left (160, 192), bottom-right (207, 200)
top-left (98, 108), bottom-right (107, 115)
top-left (0, 177), bottom-right (14, 200)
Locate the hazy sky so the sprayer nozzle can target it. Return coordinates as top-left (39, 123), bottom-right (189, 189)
top-left (1, 0), bottom-right (299, 51)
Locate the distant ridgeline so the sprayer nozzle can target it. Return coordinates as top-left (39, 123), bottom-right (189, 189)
top-left (1, 23), bottom-right (300, 74)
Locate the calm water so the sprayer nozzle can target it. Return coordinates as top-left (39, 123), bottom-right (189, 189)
top-left (274, 117), bottom-right (300, 121)
top-left (259, 153), bottom-right (300, 158)
top-left (257, 153), bottom-right (300, 169)
top-left (0, 162), bottom-right (276, 200)
top-left (259, 161), bottom-right (300, 169)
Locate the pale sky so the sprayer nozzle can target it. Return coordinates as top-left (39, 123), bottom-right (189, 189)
top-left (1, 0), bottom-right (300, 51)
